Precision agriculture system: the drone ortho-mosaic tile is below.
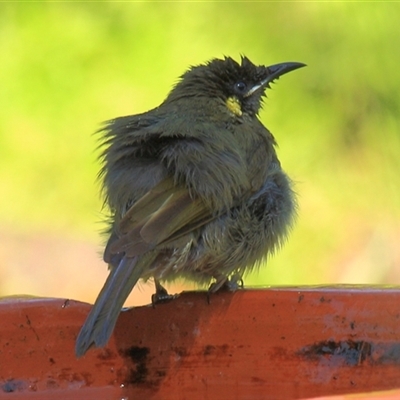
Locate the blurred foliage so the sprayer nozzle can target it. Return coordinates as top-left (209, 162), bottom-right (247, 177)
top-left (0, 2), bottom-right (399, 292)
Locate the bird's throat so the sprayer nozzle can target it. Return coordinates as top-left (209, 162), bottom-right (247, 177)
top-left (226, 96), bottom-right (242, 117)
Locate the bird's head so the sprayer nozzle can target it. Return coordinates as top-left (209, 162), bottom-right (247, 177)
top-left (166, 56), bottom-right (306, 117)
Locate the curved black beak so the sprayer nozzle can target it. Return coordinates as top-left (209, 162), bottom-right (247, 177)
top-left (245, 61), bottom-right (306, 97)
top-left (264, 62), bottom-right (306, 84)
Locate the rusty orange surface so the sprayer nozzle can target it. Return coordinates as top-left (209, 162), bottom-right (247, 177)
top-left (0, 287), bottom-right (400, 399)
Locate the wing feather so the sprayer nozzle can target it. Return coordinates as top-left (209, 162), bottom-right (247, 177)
top-left (108, 178), bottom-right (212, 258)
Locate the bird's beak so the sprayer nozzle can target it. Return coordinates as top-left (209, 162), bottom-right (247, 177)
top-left (244, 62), bottom-right (306, 98)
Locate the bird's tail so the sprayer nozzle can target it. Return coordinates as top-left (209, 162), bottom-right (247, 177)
top-left (75, 254), bottom-right (153, 357)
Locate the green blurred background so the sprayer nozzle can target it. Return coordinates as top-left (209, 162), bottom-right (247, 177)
top-left (1, 2), bottom-right (399, 305)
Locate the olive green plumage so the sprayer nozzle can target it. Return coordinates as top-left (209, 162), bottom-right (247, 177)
top-left (75, 56), bottom-right (305, 357)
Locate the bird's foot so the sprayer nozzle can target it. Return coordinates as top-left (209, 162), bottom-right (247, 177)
top-left (151, 279), bottom-right (177, 307)
top-left (207, 274), bottom-right (244, 303)
top-left (223, 275), bottom-right (244, 291)
top-left (209, 274), bottom-right (244, 293)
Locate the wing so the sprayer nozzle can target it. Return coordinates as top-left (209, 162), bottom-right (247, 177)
top-left (104, 177), bottom-right (214, 262)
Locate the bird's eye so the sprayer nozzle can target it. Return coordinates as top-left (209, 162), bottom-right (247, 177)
top-left (234, 81), bottom-right (247, 93)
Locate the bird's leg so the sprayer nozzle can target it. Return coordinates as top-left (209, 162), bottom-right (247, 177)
top-left (228, 273), bottom-right (244, 290)
top-left (209, 272), bottom-right (244, 293)
top-left (208, 276), bottom-right (228, 294)
top-left (207, 273), bottom-right (244, 303)
top-left (151, 278), bottom-right (176, 306)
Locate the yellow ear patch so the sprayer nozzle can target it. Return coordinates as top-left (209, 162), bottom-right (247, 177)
top-left (226, 96), bottom-right (242, 116)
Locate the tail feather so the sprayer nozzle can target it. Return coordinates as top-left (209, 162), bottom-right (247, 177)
top-left (75, 255), bottom-right (149, 357)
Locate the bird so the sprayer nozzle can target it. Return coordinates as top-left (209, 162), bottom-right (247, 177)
top-left (75, 56), bottom-right (305, 357)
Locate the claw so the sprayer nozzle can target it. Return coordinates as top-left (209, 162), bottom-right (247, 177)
top-left (206, 274), bottom-right (244, 305)
top-left (151, 279), bottom-right (177, 307)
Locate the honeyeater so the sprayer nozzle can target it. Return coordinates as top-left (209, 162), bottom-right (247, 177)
top-left (75, 56), bottom-right (305, 357)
